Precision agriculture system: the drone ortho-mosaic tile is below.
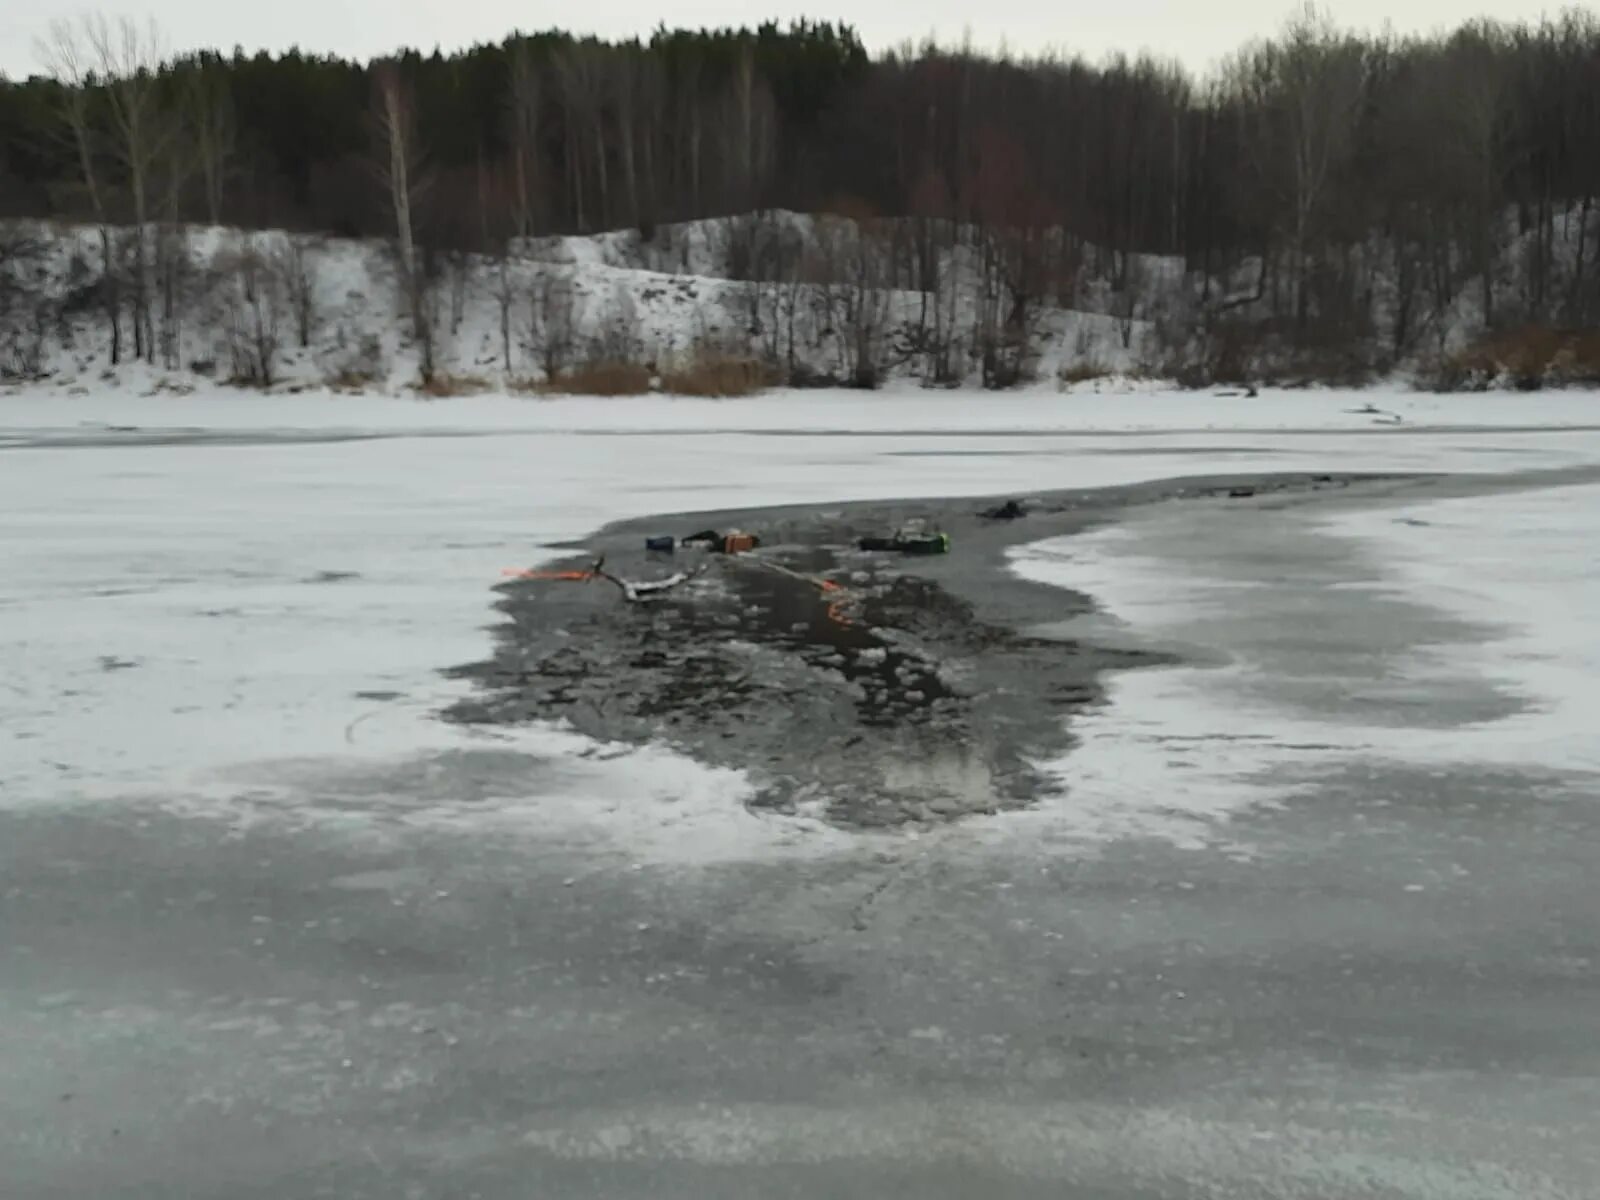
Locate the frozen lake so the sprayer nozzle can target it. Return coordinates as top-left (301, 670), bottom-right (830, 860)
top-left (3, 388), bottom-right (1599, 1198)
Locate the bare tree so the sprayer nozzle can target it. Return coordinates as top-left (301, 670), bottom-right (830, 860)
top-left (905, 169), bottom-right (962, 384)
top-left (276, 237), bottom-right (318, 348)
top-left (83, 14), bottom-right (174, 362)
top-left (633, 54), bottom-right (665, 230)
top-left (37, 19), bottom-right (121, 363)
top-left (372, 61), bottom-right (435, 383)
top-left (1226, 4), bottom-right (1367, 328)
top-left (476, 162), bottom-right (519, 373)
top-left (612, 47), bottom-right (642, 228)
top-left (586, 283), bottom-right (641, 365)
top-left (222, 241), bottom-right (283, 385)
top-left (813, 210), bottom-right (891, 388)
top-left (1440, 27), bottom-right (1506, 328)
top-left (724, 45), bottom-right (777, 210)
top-left (734, 45), bottom-right (757, 203)
top-left (967, 129), bottom-right (1055, 387)
top-left (0, 229), bottom-right (50, 378)
top-left (155, 135), bottom-right (193, 370)
top-left (529, 267), bottom-right (580, 380)
top-left (186, 63), bottom-right (234, 226)
top-left (493, 249), bottom-right (517, 374)
top-left (506, 42), bottom-right (541, 238)
top-left (677, 55), bottom-right (705, 217)
top-left (778, 251), bottom-right (811, 378)
top-left (1113, 252), bottom-right (1148, 350)
top-left (556, 45), bottom-right (610, 231)
top-left (444, 249), bottom-right (471, 335)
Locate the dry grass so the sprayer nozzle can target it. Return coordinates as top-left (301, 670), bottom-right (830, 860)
top-left (324, 367), bottom-right (377, 393)
top-left (1554, 329), bottom-right (1600, 384)
top-left (539, 361), bottom-right (653, 396)
top-left (661, 353), bottom-right (778, 397)
top-left (1421, 325), bottom-right (1600, 391)
top-left (1056, 357), bottom-right (1113, 387)
top-left (415, 372), bottom-right (491, 397)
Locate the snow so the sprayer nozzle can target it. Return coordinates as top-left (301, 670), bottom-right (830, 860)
top-left (3, 385), bottom-right (1596, 437)
top-left (3, 386), bottom-right (1598, 862)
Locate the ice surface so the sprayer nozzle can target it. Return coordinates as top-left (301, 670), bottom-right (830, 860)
top-left (3, 385), bottom-right (1597, 437)
top-left (1007, 481), bottom-right (1600, 849)
top-left (4, 387), bottom-right (1598, 861)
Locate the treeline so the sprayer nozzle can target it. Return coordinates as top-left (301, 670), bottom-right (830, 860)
top-left (0, 20), bottom-right (868, 238)
top-left (3, 6), bottom-right (1600, 383)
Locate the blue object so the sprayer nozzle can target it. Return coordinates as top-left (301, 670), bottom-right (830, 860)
top-left (645, 535), bottom-right (676, 553)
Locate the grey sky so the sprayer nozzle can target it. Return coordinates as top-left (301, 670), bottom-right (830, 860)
top-left (1, 3), bottom-right (1572, 81)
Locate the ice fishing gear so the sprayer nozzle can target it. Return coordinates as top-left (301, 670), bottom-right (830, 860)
top-left (595, 562), bottom-right (705, 602)
top-left (737, 557), bottom-right (855, 627)
top-left (680, 529), bottom-right (761, 554)
top-left (858, 531), bottom-right (950, 556)
top-left (500, 566), bottom-right (598, 581)
top-left (978, 499), bottom-right (1027, 520)
top-left (501, 555), bottom-right (608, 582)
top-left (503, 554), bottom-right (703, 603)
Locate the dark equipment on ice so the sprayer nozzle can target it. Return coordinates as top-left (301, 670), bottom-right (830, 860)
top-left (978, 499), bottom-right (1027, 521)
top-left (680, 529), bottom-right (761, 554)
top-left (859, 531), bottom-right (950, 556)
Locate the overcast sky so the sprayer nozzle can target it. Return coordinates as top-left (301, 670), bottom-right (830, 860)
top-left (1, 2), bottom-right (1573, 81)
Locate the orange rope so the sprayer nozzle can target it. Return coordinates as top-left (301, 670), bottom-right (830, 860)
top-left (501, 568), bottom-right (594, 581)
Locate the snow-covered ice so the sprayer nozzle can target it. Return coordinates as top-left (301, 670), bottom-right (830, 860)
top-left (3, 385), bottom-right (1597, 436)
top-left (3, 387), bottom-right (1598, 861)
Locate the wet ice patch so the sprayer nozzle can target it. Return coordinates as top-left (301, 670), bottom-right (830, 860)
top-left (1004, 481), bottom-right (1600, 850)
top-left (1321, 484), bottom-right (1600, 773)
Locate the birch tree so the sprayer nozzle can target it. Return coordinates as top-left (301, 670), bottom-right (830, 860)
top-left (85, 14), bottom-right (173, 361)
top-left (37, 19), bottom-right (121, 363)
top-left (373, 61), bottom-right (434, 383)
top-left (506, 42), bottom-right (541, 239)
top-left (186, 61), bottom-right (234, 226)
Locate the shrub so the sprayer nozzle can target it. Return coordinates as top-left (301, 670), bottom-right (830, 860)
top-left (540, 361), bottom-right (653, 396)
top-left (1056, 357), bottom-right (1113, 388)
top-left (1415, 325), bottom-right (1600, 392)
top-left (785, 361), bottom-right (839, 389)
top-left (415, 372), bottom-right (490, 397)
top-left (325, 366), bottom-right (377, 392)
top-left (661, 352), bottom-right (778, 397)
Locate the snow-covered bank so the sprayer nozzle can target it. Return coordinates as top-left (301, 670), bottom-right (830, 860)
top-left (8, 211), bottom-right (1600, 397)
top-left (1008, 481), bottom-right (1600, 849)
top-left (5, 215), bottom-right (1155, 392)
top-left (3, 384), bottom-right (1596, 437)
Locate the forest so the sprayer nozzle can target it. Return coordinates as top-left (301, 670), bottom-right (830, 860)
top-left (2, 6), bottom-right (1600, 389)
